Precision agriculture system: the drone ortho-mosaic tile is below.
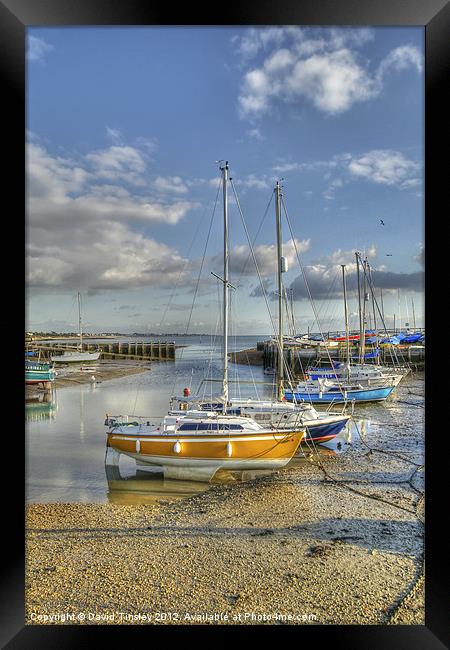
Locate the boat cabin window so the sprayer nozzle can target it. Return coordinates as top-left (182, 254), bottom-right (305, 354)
top-left (199, 403), bottom-right (224, 411)
top-left (177, 422), bottom-right (244, 431)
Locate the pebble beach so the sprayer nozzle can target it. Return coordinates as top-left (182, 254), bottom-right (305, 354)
top-left (26, 430), bottom-right (424, 625)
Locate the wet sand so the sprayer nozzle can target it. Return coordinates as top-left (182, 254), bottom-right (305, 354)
top-left (53, 361), bottom-right (151, 388)
top-left (25, 361), bottom-right (151, 398)
top-left (26, 440), bottom-right (424, 625)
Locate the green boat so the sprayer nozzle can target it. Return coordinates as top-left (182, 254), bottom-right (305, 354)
top-left (25, 360), bottom-right (56, 385)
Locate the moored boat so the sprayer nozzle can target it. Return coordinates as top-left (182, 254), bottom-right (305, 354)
top-left (104, 161), bottom-right (306, 481)
top-left (285, 263), bottom-right (399, 405)
top-left (169, 393), bottom-right (350, 445)
top-left (105, 412), bottom-right (304, 481)
top-left (284, 380), bottom-right (395, 404)
top-left (51, 292), bottom-right (100, 364)
top-left (51, 350), bottom-right (101, 363)
top-left (305, 362), bottom-right (408, 387)
top-left (25, 360), bottom-right (56, 385)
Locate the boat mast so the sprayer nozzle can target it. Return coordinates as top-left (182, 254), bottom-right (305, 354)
top-left (290, 288), bottom-right (295, 336)
top-left (367, 262), bottom-right (379, 364)
top-left (341, 265), bottom-right (351, 382)
top-left (360, 256), bottom-right (367, 363)
top-left (78, 292), bottom-right (83, 352)
top-left (221, 161), bottom-right (229, 407)
top-left (355, 252), bottom-right (363, 363)
top-left (275, 181), bottom-right (284, 402)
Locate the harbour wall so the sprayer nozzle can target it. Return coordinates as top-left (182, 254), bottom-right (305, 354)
top-left (29, 341), bottom-right (177, 362)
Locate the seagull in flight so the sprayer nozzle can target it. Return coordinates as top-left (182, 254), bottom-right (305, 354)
top-left (380, 219), bottom-right (385, 226)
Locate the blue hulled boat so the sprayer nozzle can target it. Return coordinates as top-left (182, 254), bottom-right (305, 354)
top-left (302, 414), bottom-right (350, 442)
top-left (169, 394), bottom-right (350, 445)
top-left (284, 381), bottom-right (395, 404)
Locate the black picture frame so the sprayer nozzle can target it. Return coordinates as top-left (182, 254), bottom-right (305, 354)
top-left (4, 0), bottom-right (448, 647)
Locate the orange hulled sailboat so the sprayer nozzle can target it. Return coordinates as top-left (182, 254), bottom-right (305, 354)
top-left (104, 162), bottom-right (305, 481)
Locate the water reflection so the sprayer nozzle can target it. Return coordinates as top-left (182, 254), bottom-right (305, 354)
top-left (26, 335), bottom-right (423, 504)
top-left (25, 390), bottom-right (58, 422)
top-left (106, 475), bottom-right (209, 505)
top-left (103, 426), bottom-right (357, 505)
top-left (104, 454), bottom-right (287, 504)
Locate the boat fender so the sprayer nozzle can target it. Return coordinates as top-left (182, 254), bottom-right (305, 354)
top-left (226, 442), bottom-right (232, 457)
top-left (173, 441), bottom-right (182, 454)
top-left (136, 439), bottom-right (141, 453)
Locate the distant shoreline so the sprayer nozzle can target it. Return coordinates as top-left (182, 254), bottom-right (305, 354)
top-left (27, 333), bottom-right (270, 340)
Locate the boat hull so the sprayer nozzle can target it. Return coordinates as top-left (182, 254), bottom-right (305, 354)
top-left (51, 351), bottom-right (101, 363)
top-left (304, 417), bottom-right (350, 443)
top-left (25, 374), bottom-right (55, 384)
top-left (25, 364), bottom-right (56, 384)
top-left (284, 386), bottom-right (395, 404)
top-left (106, 429), bottom-right (304, 481)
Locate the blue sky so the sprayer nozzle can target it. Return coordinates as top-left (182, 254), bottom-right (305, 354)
top-left (26, 26), bottom-right (424, 334)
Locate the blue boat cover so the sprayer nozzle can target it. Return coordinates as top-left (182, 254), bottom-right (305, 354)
top-left (402, 333), bottom-right (424, 343)
top-left (351, 349), bottom-right (380, 359)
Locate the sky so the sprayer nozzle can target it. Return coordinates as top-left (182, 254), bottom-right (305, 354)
top-left (26, 26), bottom-right (424, 335)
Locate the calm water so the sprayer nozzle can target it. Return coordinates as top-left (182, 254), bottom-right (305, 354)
top-left (26, 336), bottom-right (424, 504)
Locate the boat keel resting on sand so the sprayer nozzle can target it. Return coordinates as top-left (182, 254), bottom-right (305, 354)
top-left (105, 412), bottom-right (304, 482)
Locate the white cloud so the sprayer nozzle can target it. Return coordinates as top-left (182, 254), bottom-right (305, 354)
top-left (289, 260), bottom-right (423, 300)
top-left (323, 177), bottom-right (343, 200)
top-left (86, 145), bottom-right (148, 186)
top-left (27, 221), bottom-right (188, 291)
top-left (272, 149), bottom-right (421, 192)
top-left (218, 238), bottom-right (311, 278)
top-left (414, 243), bottom-right (424, 267)
top-left (231, 27), bottom-right (288, 60)
top-left (347, 150), bottom-right (421, 188)
top-left (273, 158), bottom-right (338, 174)
top-left (153, 176), bottom-right (189, 195)
top-left (286, 49), bottom-right (378, 115)
top-left (26, 140), bottom-right (199, 292)
top-left (247, 128), bottom-right (264, 141)
top-left (27, 35), bottom-right (54, 63)
top-left (27, 142), bottom-right (198, 226)
top-left (234, 28), bottom-right (422, 118)
top-left (234, 174), bottom-right (271, 190)
top-left (106, 126), bottom-right (124, 144)
top-left (376, 45), bottom-right (423, 80)
top-left (326, 245), bottom-right (377, 266)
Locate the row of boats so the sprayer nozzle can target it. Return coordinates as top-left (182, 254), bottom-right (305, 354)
top-left (281, 330), bottom-right (424, 348)
top-left (104, 162), bottom-right (411, 482)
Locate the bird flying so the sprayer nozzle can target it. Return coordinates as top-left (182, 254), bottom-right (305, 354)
top-left (380, 219), bottom-right (385, 226)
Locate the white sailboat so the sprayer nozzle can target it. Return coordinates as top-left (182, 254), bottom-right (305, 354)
top-left (104, 162), bottom-right (305, 481)
top-left (303, 254), bottom-right (409, 386)
top-left (51, 293), bottom-right (101, 363)
top-left (285, 265), bottom-right (400, 404)
top-left (170, 179), bottom-right (350, 444)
